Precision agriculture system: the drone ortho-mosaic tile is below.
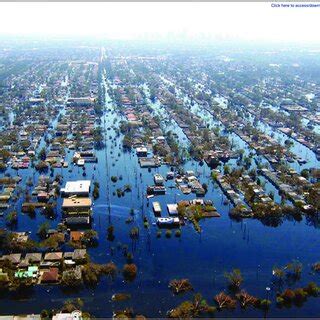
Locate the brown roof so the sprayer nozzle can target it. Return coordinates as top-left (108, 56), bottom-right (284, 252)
top-left (41, 267), bottom-right (59, 283)
top-left (62, 197), bottom-right (92, 208)
top-left (9, 253), bottom-right (21, 264)
top-left (44, 252), bottom-right (63, 261)
top-left (70, 231), bottom-right (84, 242)
top-left (25, 253), bottom-right (42, 263)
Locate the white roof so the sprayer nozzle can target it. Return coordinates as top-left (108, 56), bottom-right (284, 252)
top-left (61, 180), bottom-right (91, 194)
top-left (167, 204), bottom-right (178, 214)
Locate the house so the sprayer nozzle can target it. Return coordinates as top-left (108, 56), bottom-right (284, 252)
top-left (44, 252), bottom-right (63, 262)
top-left (62, 197), bottom-right (92, 225)
top-left (62, 197), bottom-right (92, 214)
top-left (72, 249), bottom-right (87, 262)
top-left (136, 147), bottom-right (148, 157)
top-left (70, 231), bottom-right (84, 242)
top-left (14, 266), bottom-right (39, 279)
top-left (29, 97), bottom-right (45, 105)
top-left (154, 174), bottom-right (164, 186)
top-left (37, 191), bottom-right (49, 202)
top-left (61, 180), bottom-right (91, 197)
top-left (25, 253), bottom-right (42, 264)
top-left (63, 252), bottom-right (74, 260)
top-left (156, 136), bottom-right (165, 144)
top-left (52, 311), bottom-right (82, 320)
top-left (12, 232), bottom-right (29, 243)
top-left (67, 97), bottom-right (95, 107)
top-left (0, 315), bottom-right (41, 320)
top-left (8, 254), bottom-right (21, 265)
top-left (41, 267), bottom-right (59, 283)
top-left (167, 204), bottom-right (178, 215)
top-left (18, 259), bottom-right (30, 269)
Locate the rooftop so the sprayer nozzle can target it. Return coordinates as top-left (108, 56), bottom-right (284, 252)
top-left (62, 197), bottom-right (92, 208)
top-left (61, 180), bottom-right (91, 195)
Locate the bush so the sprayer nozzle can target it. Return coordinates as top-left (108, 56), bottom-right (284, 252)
top-left (111, 176), bottom-right (118, 183)
top-left (6, 211), bottom-right (18, 226)
top-left (294, 288), bottom-right (308, 303)
top-left (304, 282), bottom-right (319, 296)
top-left (258, 299), bottom-right (271, 310)
top-left (312, 262), bottom-right (320, 273)
top-left (175, 230), bottom-right (181, 237)
top-left (93, 182), bottom-right (99, 199)
top-left (122, 263), bottom-right (137, 281)
top-left (276, 296), bottom-right (284, 306)
top-left (281, 289), bottom-right (295, 302)
top-left (130, 227), bottom-right (139, 240)
top-left (286, 260), bottom-right (302, 279)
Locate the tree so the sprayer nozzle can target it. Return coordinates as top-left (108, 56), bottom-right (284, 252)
top-left (82, 262), bottom-right (117, 285)
top-left (38, 222), bottom-right (50, 239)
top-left (214, 292), bottom-right (237, 310)
top-left (168, 293), bottom-right (215, 318)
top-left (286, 260), bottom-right (302, 280)
top-left (129, 227), bottom-right (139, 240)
top-left (40, 234), bottom-right (62, 250)
top-left (223, 164), bottom-right (230, 175)
top-left (6, 211), bottom-right (18, 226)
top-left (61, 298), bottom-right (84, 313)
top-left (169, 279), bottom-right (193, 294)
top-left (61, 270), bottom-right (83, 288)
top-left (82, 229), bottom-right (98, 246)
top-left (107, 225), bottom-right (115, 241)
top-left (224, 269), bottom-right (243, 290)
top-left (92, 181), bottom-right (100, 199)
top-left (38, 147), bottom-right (47, 161)
top-left (236, 290), bottom-right (258, 308)
top-left (122, 263), bottom-right (137, 281)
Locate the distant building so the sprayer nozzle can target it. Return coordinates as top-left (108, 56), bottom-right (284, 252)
top-left (0, 315), bottom-right (41, 320)
top-left (52, 311), bottom-right (82, 320)
top-left (29, 98), bottom-right (45, 105)
top-left (136, 146), bottom-right (148, 157)
top-left (67, 97), bottom-right (95, 107)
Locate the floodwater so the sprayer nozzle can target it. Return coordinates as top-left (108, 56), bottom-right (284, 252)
top-left (0, 71), bottom-right (320, 318)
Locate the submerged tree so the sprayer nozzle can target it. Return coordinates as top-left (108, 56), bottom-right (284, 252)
top-left (224, 269), bottom-right (243, 290)
top-left (236, 290), bottom-right (258, 308)
top-left (169, 279), bottom-right (193, 294)
top-left (286, 260), bottom-right (302, 280)
top-left (122, 263), bottom-right (137, 281)
top-left (6, 211), bottom-right (18, 226)
top-left (214, 292), bottom-right (237, 310)
top-left (168, 293), bottom-right (215, 318)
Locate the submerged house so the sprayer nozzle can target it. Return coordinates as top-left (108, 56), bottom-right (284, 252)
top-left (41, 267), bottom-right (59, 283)
top-left (61, 180), bottom-right (91, 197)
top-left (62, 197), bottom-right (92, 225)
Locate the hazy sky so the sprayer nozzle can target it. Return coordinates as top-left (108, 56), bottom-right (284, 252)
top-left (0, 2), bottom-right (319, 43)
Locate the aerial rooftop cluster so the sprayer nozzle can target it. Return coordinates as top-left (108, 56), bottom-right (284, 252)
top-left (0, 42), bottom-right (319, 318)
